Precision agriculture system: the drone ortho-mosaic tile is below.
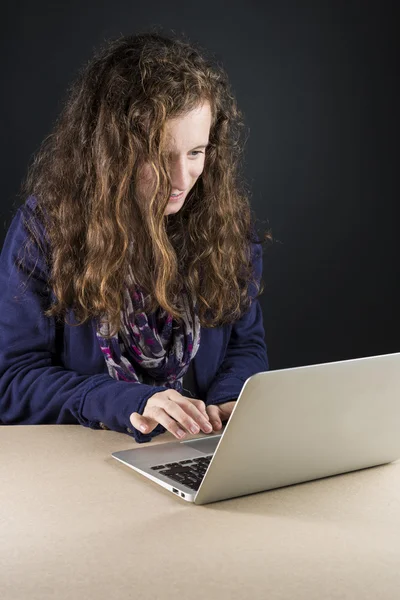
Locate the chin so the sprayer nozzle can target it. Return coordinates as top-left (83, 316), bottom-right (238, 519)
top-left (164, 202), bottom-right (184, 216)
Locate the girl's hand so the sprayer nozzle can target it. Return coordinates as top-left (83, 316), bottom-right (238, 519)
top-left (206, 400), bottom-right (237, 432)
top-left (130, 389), bottom-right (213, 439)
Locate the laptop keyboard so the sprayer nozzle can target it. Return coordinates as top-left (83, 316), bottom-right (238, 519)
top-left (150, 455), bottom-right (213, 491)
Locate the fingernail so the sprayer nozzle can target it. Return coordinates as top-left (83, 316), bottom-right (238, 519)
top-left (139, 425), bottom-right (147, 432)
top-left (190, 424), bottom-right (200, 434)
top-left (204, 423), bottom-right (212, 432)
top-left (177, 429), bottom-right (186, 438)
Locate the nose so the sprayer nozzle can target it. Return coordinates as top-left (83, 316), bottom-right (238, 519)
top-left (169, 157), bottom-right (192, 192)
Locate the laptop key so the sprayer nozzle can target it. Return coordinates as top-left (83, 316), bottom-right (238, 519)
top-left (159, 467), bottom-right (192, 477)
top-left (169, 473), bottom-right (185, 483)
top-left (187, 481), bottom-right (201, 490)
top-left (170, 466), bottom-right (193, 474)
top-left (191, 465), bottom-right (205, 473)
top-left (186, 474), bottom-right (200, 483)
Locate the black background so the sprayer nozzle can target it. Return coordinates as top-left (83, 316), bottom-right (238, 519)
top-left (1, 0), bottom-right (398, 370)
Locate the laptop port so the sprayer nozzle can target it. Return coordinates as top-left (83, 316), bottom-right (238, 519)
top-left (181, 493), bottom-right (185, 498)
top-left (172, 488), bottom-right (179, 494)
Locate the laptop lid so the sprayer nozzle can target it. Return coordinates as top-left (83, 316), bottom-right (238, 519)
top-left (194, 351), bottom-right (400, 504)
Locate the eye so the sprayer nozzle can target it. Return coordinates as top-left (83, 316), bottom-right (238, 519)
top-left (190, 151), bottom-right (204, 157)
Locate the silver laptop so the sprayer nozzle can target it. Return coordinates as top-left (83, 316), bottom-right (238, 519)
top-left (112, 351), bottom-right (400, 504)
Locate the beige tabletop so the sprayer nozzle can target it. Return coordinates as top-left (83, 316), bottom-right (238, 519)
top-left (1, 425), bottom-right (400, 600)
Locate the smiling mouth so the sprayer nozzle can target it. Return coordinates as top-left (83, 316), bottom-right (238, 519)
top-left (168, 191), bottom-right (184, 202)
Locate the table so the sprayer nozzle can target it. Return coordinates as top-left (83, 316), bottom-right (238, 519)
top-left (1, 425), bottom-right (400, 600)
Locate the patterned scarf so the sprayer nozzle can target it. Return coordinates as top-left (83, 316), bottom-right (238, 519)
top-left (94, 264), bottom-right (201, 392)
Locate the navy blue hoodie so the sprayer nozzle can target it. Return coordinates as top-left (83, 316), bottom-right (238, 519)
top-left (0, 195), bottom-right (269, 443)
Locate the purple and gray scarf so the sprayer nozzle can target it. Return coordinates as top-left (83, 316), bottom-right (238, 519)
top-left (95, 266), bottom-right (201, 392)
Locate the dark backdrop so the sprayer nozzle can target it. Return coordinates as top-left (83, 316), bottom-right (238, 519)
top-left (1, 0), bottom-right (398, 370)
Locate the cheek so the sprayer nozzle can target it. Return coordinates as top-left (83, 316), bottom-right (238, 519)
top-left (192, 162), bottom-right (205, 180)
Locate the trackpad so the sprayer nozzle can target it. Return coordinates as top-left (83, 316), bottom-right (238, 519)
top-left (182, 435), bottom-right (221, 455)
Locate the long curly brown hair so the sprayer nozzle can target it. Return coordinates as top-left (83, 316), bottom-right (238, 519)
top-left (17, 28), bottom-right (272, 339)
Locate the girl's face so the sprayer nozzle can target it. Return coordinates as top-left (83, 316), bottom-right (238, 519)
top-left (136, 100), bottom-right (212, 216)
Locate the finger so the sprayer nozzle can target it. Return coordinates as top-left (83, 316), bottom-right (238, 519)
top-left (148, 389), bottom-right (209, 422)
top-left (171, 397), bottom-right (213, 433)
top-left (151, 398), bottom-right (212, 435)
top-left (130, 412), bottom-right (159, 434)
top-left (189, 398), bottom-right (211, 421)
top-left (142, 405), bottom-right (190, 440)
top-left (206, 405), bottom-right (223, 431)
top-left (150, 392), bottom-right (212, 433)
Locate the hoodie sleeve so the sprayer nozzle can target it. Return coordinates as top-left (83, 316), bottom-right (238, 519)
top-left (0, 199), bottom-right (168, 444)
top-left (205, 239), bottom-right (269, 406)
